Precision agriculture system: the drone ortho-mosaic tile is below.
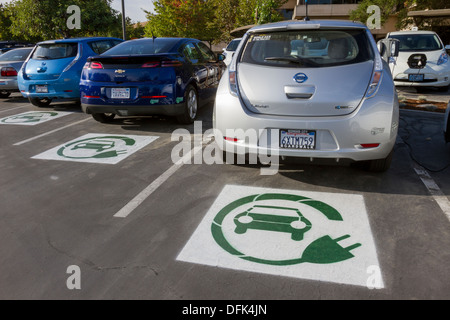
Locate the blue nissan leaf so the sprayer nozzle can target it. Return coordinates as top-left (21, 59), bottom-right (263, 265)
top-left (18, 37), bottom-right (123, 107)
top-left (80, 37), bottom-right (225, 124)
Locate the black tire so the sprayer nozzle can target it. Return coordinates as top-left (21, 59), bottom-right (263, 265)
top-left (365, 148), bottom-right (394, 172)
top-left (0, 91), bottom-right (11, 98)
top-left (176, 85), bottom-right (198, 124)
top-left (92, 113), bottom-right (116, 123)
top-left (29, 97), bottom-right (52, 107)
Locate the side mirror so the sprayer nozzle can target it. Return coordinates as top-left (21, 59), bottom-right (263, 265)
top-left (445, 45), bottom-right (450, 54)
top-left (377, 41), bottom-right (386, 56)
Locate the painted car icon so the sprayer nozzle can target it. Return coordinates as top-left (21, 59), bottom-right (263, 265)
top-left (234, 205), bottom-right (312, 241)
top-left (71, 139), bottom-right (116, 152)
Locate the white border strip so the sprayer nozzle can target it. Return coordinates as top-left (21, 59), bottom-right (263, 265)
top-left (414, 165), bottom-right (450, 221)
top-left (13, 118), bottom-right (90, 146)
top-left (113, 143), bottom-right (204, 218)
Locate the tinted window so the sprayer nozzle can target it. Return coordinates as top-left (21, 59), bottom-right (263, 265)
top-left (240, 29), bottom-right (374, 68)
top-left (104, 39), bottom-right (179, 55)
top-left (182, 43), bottom-right (201, 62)
top-left (89, 40), bottom-right (116, 55)
top-left (196, 42), bottom-right (216, 61)
top-left (32, 43), bottom-right (78, 60)
top-left (0, 48), bottom-right (32, 62)
top-left (389, 34), bottom-right (442, 52)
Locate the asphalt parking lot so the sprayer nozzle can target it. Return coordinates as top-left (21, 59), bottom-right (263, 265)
top-left (0, 89), bottom-right (449, 302)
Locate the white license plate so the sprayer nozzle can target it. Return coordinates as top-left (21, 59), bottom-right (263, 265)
top-left (408, 74), bottom-right (424, 82)
top-left (280, 129), bottom-right (316, 150)
top-left (111, 88), bottom-right (130, 99)
top-left (36, 85), bottom-right (48, 93)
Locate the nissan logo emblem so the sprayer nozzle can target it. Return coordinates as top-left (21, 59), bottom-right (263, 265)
top-left (293, 73), bottom-right (308, 83)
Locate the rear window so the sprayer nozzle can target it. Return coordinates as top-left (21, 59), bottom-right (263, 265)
top-left (103, 39), bottom-right (179, 55)
top-left (0, 48), bottom-right (32, 62)
top-left (32, 43), bottom-right (78, 60)
top-left (388, 34), bottom-right (442, 52)
top-left (240, 29), bottom-right (374, 68)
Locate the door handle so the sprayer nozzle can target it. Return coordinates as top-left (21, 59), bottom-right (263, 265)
top-left (284, 85), bottom-right (315, 99)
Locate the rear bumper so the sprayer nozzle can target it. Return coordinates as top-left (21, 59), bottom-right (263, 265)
top-left (0, 78), bottom-right (18, 91)
top-left (18, 75), bottom-right (80, 100)
top-left (82, 103), bottom-right (185, 117)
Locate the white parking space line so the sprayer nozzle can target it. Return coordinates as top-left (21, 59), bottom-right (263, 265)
top-left (13, 118), bottom-right (91, 146)
top-left (113, 142), bottom-right (204, 218)
top-left (0, 105), bottom-right (27, 114)
top-left (414, 165), bottom-right (450, 221)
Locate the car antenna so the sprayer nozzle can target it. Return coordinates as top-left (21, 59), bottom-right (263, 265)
top-left (304, 0), bottom-right (310, 21)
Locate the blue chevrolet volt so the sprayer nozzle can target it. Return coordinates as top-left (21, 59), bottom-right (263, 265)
top-left (18, 37), bottom-right (123, 107)
top-left (80, 37), bottom-right (225, 124)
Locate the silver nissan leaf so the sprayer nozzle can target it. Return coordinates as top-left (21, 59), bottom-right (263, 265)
top-left (213, 20), bottom-right (399, 172)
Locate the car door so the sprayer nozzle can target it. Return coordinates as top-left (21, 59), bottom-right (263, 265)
top-left (181, 41), bottom-right (209, 100)
top-left (195, 41), bottom-right (224, 95)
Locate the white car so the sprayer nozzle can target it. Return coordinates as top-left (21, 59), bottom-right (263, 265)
top-left (386, 30), bottom-right (450, 91)
top-left (214, 20), bottom-right (399, 172)
top-left (223, 38), bottom-right (242, 66)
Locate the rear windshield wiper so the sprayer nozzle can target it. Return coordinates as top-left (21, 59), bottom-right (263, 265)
top-left (265, 56), bottom-right (319, 67)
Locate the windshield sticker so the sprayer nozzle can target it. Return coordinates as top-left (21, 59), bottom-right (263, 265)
top-left (252, 35), bottom-right (271, 42)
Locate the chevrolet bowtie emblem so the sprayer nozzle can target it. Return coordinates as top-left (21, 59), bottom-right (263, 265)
top-left (115, 69), bottom-right (126, 74)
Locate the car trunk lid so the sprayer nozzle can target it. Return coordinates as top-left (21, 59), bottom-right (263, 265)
top-left (237, 61), bottom-right (373, 117)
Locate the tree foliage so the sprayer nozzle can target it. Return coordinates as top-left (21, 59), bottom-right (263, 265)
top-left (0, 0), bottom-right (127, 41)
top-left (146, 0), bottom-right (287, 44)
top-left (350, 0), bottom-right (450, 30)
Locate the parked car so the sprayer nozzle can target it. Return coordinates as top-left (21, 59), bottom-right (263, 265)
top-left (214, 20), bottom-right (399, 172)
top-left (0, 41), bottom-right (34, 55)
top-left (18, 37), bottom-right (123, 107)
top-left (80, 37), bottom-right (226, 124)
top-left (386, 30), bottom-right (450, 91)
top-left (445, 100), bottom-right (450, 143)
top-left (0, 47), bottom-right (33, 98)
top-left (223, 38), bottom-right (242, 66)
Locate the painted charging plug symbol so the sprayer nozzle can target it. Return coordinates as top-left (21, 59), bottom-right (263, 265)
top-left (298, 235), bottom-right (361, 264)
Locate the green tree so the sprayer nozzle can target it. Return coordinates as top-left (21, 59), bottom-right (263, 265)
top-left (8, 0), bottom-right (121, 41)
top-left (0, 2), bottom-right (15, 40)
top-left (144, 0), bottom-right (219, 46)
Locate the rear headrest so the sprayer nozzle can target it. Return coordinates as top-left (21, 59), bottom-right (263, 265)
top-left (328, 38), bottom-right (349, 59)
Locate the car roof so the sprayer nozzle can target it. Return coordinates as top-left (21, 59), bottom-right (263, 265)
top-left (247, 19), bottom-right (367, 33)
top-left (37, 37), bottom-right (122, 45)
top-left (388, 30), bottom-right (437, 36)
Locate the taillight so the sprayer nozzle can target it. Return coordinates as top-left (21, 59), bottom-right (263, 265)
top-left (142, 61), bottom-right (160, 68)
top-left (90, 62), bottom-right (103, 69)
top-left (360, 143), bottom-right (380, 149)
top-left (161, 60), bottom-right (182, 67)
top-left (365, 54), bottom-right (383, 98)
top-left (229, 71), bottom-right (238, 96)
top-left (1, 67), bottom-right (18, 77)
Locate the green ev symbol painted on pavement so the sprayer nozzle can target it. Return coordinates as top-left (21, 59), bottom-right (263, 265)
top-left (0, 111), bottom-right (61, 125)
top-left (211, 193), bottom-right (361, 266)
top-left (57, 136), bottom-right (135, 159)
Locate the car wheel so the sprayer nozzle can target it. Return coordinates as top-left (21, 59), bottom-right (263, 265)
top-left (176, 85), bottom-right (198, 124)
top-left (365, 148), bottom-right (394, 172)
top-left (29, 97), bottom-right (52, 107)
top-left (92, 113), bottom-right (116, 123)
top-left (0, 91), bottom-right (11, 98)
